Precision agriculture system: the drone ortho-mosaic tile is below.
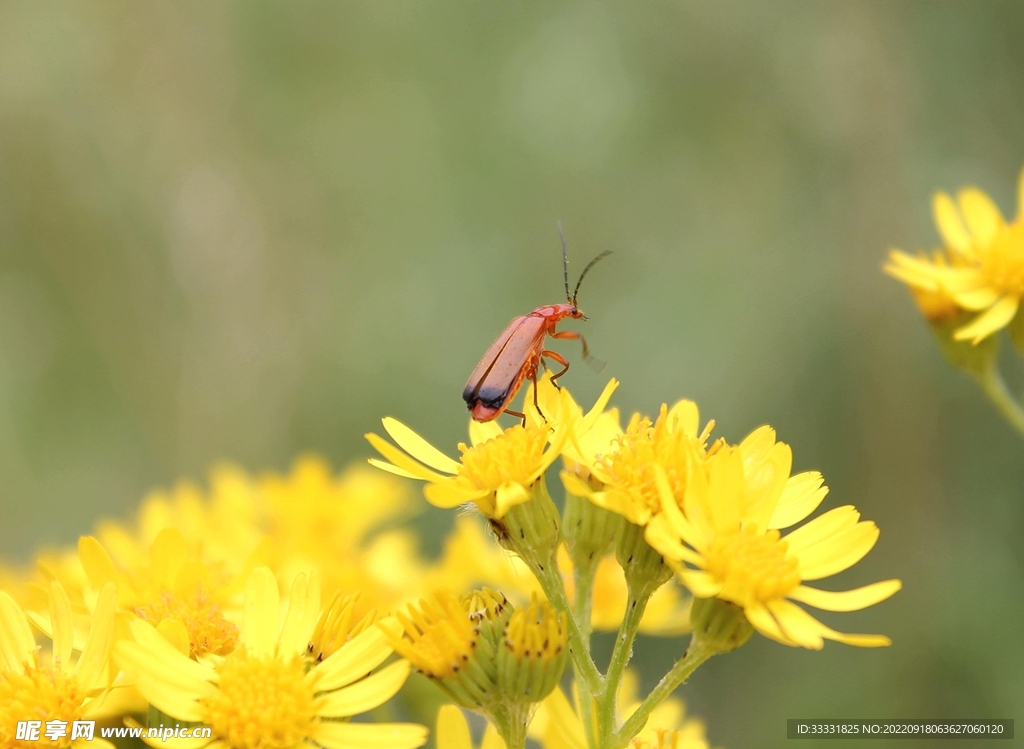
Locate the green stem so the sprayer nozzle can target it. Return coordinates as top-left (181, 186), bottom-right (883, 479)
top-left (608, 638), bottom-right (714, 749)
top-left (533, 560), bottom-right (604, 749)
top-left (532, 562), bottom-right (604, 694)
top-left (573, 560), bottom-right (597, 642)
top-left (975, 365), bottom-right (1024, 440)
top-left (597, 589), bottom-right (649, 739)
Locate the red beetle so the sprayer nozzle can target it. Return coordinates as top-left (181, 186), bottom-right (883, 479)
top-left (463, 226), bottom-right (610, 421)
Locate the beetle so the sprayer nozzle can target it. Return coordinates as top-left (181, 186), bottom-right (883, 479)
top-left (463, 225), bottom-right (611, 422)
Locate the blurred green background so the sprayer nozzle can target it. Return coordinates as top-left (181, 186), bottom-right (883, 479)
top-left (1, 1), bottom-right (1023, 746)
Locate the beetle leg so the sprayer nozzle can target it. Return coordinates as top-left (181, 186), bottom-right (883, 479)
top-left (551, 330), bottom-right (605, 372)
top-left (541, 350), bottom-right (571, 387)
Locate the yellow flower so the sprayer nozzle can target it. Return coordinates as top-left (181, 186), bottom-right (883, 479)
top-left (556, 546), bottom-right (691, 636)
top-left (78, 529), bottom-right (245, 659)
top-left (885, 167), bottom-right (1024, 343)
top-left (435, 705), bottom-right (506, 749)
top-left (529, 673), bottom-right (713, 749)
top-left (260, 458), bottom-right (430, 621)
top-left (567, 401), bottom-right (717, 527)
top-left (1, 581), bottom-right (119, 749)
top-left (646, 427), bottom-right (901, 649)
top-left (367, 376), bottom-right (596, 518)
top-left (115, 567), bottom-right (426, 749)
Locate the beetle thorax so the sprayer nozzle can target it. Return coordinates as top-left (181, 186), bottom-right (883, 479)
top-left (531, 303), bottom-right (582, 322)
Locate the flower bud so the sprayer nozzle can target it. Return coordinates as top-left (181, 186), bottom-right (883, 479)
top-left (497, 597), bottom-right (568, 703)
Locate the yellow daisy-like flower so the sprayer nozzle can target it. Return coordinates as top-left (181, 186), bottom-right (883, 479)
top-left (115, 567), bottom-right (426, 749)
top-left (78, 528), bottom-right (245, 659)
top-left (1, 581), bottom-right (119, 749)
top-left (435, 705), bottom-right (506, 749)
top-left (886, 167), bottom-right (1024, 343)
top-left (366, 375), bottom-right (616, 519)
top-left (645, 427), bottom-right (901, 649)
top-left (566, 401), bottom-right (717, 527)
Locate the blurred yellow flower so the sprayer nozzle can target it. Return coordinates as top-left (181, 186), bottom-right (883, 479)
top-left (529, 672), bottom-right (713, 749)
top-left (435, 705), bottom-right (506, 749)
top-left (116, 568), bottom-right (426, 749)
top-left (1, 582), bottom-right (120, 749)
top-left (78, 529), bottom-right (245, 659)
top-left (886, 167), bottom-right (1024, 343)
top-left (557, 546), bottom-right (691, 636)
top-left (646, 427), bottom-right (901, 649)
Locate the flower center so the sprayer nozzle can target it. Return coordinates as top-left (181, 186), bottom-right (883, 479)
top-left (202, 649), bottom-right (315, 749)
top-left (0, 668), bottom-right (85, 749)
top-left (703, 527), bottom-right (800, 606)
top-left (599, 406), bottom-right (706, 515)
top-left (135, 588), bottom-right (239, 658)
top-left (979, 222), bottom-right (1024, 297)
top-left (458, 425), bottom-right (547, 491)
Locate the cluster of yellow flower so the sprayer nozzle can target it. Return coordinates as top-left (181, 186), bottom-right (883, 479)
top-left (886, 167), bottom-right (1024, 437)
top-left (368, 374), bottom-right (900, 748)
top-left (0, 370), bottom-right (900, 749)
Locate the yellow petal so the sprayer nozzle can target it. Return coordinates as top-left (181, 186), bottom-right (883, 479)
top-left (667, 399), bottom-right (699, 438)
top-left (312, 623), bottom-right (394, 692)
top-left (0, 591), bottom-right (36, 671)
top-left (953, 287), bottom-right (1001, 311)
top-left (560, 469), bottom-right (593, 499)
top-left (954, 296), bottom-right (1020, 343)
top-left (481, 724), bottom-right (507, 749)
top-left (50, 581), bottom-right (74, 675)
top-left (316, 660), bottom-right (411, 717)
top-left (742, 602), bottom-right (795, 647)
top-left (383, 417), bottom-right (461, 474)
top-left (279, 571), bottom-right (321, 658)
top-left (242, 567), bottom-right (279, 657)
top-left (769, 472), bottom-right (828, 529)
top-left (704, 449), bottom-right (744, 532)
top-left (788, 580), bottom-right (902, 612)
top-left (424, 481), bottom-right (488, 509)
top-left (770, 598), bottom-right (890, 648)
top-left (78, 536), bottom-right (123, 593)
top-left (151, 529), bottom-right (188, 588)
top-left (115, 639), bottom-right (211, 721)
top-left (312, 721), bottom-right (428, 749)
top-left (644, 513), bottom-right (701, 567)
top-left (958, 187), bottom-right (1006, 245)
top-left (932, 192), bottom-right (972, 253)
top-left (74, 582), bottom-right (117, 690)
top-left (436, 705), bottom-right (473, 749)
top-left (156, 619), bottom-right (191, 656)
top-left (469, 419), bottom-right (503, 447)
top-left (367, 458), bottom-right (424, 480)
top-left (675, 570), bottom-right (722, 599)
top-left (768, 599), bottom-right (824, 649)
top-left (783, 505), bottom-right (860, 557)
top-left (581, 378), bottom-right (620, 431)
top-left (652, 464), bottom-right (705, 555)
top-left (365, 433), bottom-right (447, 482)
top-left (493, 481), bottom-right (530, 518)
top-left (537, 687), bottom-right (586, 749)
top-left (796, 521), bottom-right (880, 581)
top-left (120, 618), bottom-right (215, 691)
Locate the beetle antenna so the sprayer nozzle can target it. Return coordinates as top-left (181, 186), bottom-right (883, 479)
top-left (559, 221), bottom-right (570, 302)
top-left (572, 250), bottom-right (613, 305)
